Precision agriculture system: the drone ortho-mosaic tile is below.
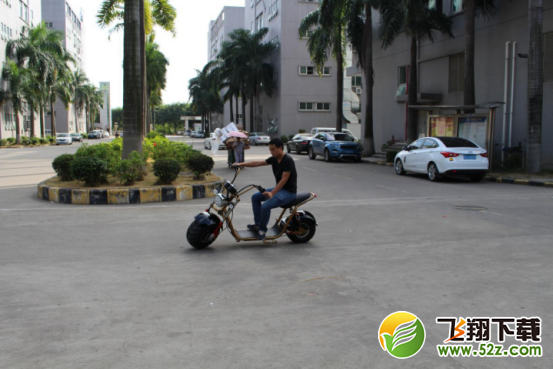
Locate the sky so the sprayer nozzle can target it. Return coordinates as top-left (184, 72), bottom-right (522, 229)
top-left (81, 0), bottom-right (246, 109)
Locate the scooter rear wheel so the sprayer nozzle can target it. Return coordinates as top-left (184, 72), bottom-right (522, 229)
top-left (187, 220), bottom-right (218, 249)
top-left (287, 218), bottom-right (316, 243)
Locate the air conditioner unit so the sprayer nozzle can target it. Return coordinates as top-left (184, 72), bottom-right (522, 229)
top-left (355, 87), bottom-right (362, 95)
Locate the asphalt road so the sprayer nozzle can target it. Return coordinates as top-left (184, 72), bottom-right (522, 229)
top-left (0, 139), bottom-right (552, 368)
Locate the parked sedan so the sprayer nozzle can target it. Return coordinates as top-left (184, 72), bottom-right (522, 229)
top-left (394, 137), bottom-right (489, 182)
top-left (87, 131), bottom-right (100, 139)
top-left (56, 133), bottom-right (73, 145)
top-left (204, 133), bottom-right (226, 150)
top-left (249, 132), bottom-right (270, 146)
top-left (309, 132), bottom-right (362, 162)
top-left (287, 134), bottom-right (314, 154)
top-left (70, 133), bottom-right (83, 142)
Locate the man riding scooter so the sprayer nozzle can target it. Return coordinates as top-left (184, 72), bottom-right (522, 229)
top-left (233, 138), bottom-right (297, 241)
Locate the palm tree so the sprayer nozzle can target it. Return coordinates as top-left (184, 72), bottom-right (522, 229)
top-left (146, 34), bottom-right (169, 133)
top-left (87, 86), bottom-right (105, 130)
top-left (464, 0), bottom-right (497, 110)
top-left (45, 50), bottom-right (75, 136)
top-left (98, 0), bottom-right (176, 157)
top-left (188, 61), bottom-right (223, 134)
top-left (72, 70), bottom-right (90, 133)
top-left (0, 62), bottom-right (28, 144)
top-left (300, 0), bottom-right (351, 133)
top-left (21, 69), bottom-right (42, 138)
top-left (225, 28), bottom-right (276, 132)
top-left (526, 0), bottom-right (543, 173)
top-left (347, 0), bottom-right (382, 156)
top-left (6, 22), bottom-right (65, 137)
top-left (379, 0), bottom-right (453, 142)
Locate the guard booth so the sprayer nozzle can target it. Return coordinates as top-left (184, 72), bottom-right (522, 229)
top-left (410, 102), bottom-right (504, 169)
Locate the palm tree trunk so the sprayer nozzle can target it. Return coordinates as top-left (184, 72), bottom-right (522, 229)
top-left (241, 85), bottom-right (247, 130)
top-left (30, 104), bottom-right (35, 138)
top-left (362, 3), bottom-right (375, 156)
top-left (74, 103), bottom-right (79, 133)
top-left (336, 32), bottom-right (344, 133)
top-left (464, 0), bottom-right (476, 112)
top-left (146, 90), bottom-right (151, 134)
top-left (122, 0), bottom-right (144, 158)
top-left (140, 0), bottom-right (147, 141)
top-left (249, 94), bottom-right (254, 133)
top-left (50, 98), bottom-right (57, 136)
top-left (235, 94), bottom-right (239, 126)
top-left (15, 112), bottom-right (21, 144)
top-left (229, 92), bottom-right (234, 123)
top-left (40, 106), bottom-right (45, 138)
top-left (526, 0), bottom-right (544, 173)
top-left (407, 36), bottom-right (418, 142)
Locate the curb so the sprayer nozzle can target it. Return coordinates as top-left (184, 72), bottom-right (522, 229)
top-left (37, 178), bottom-right (225, 205)
top-left (361, 159), bottom-right (553, 188)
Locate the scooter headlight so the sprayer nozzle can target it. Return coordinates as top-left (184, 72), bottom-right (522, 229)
top-left (215, 194), bottom-right (225, 207)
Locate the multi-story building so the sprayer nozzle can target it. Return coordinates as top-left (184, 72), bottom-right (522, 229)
top-left (0, 0), bottom-right (42, 140)
top-left (349, 0), bottom-right (553, 168)
top-left (244, 0), bottom-right (340, 136)
top-left (208, 6), bottom-right (245, 129)
top-left (97, 82), bottom-right (111, 134)
top-left (42, 0), bottom-right (85, 133)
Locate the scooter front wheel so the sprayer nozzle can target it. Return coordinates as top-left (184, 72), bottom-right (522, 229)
top-left (287, 218), bottom-right (316, 243)
top-left (187, 220), bottom-right (219, 249)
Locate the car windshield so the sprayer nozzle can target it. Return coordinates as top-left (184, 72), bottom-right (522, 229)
top-left (327, 133), bottom-right (354, 142)
top-left (71, 133), bottom-right (80, 136)
top-left (57, 134), bottom-right (70, 137)
top-left (438, 137), bottom-right (479, 148)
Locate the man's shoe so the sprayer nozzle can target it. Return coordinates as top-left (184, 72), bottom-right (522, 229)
top-left (258, 230), bottom-right (266, 240)
top-left (247, 224), bottom-right (259, 231)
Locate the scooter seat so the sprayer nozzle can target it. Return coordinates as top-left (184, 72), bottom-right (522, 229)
top-left (281, 193), bottom-right (311, 208)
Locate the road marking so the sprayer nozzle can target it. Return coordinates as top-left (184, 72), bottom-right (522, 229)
top-left (301, 167), bottom-right (318, 172)
top-left (333, 174), bottom-right (354, 181)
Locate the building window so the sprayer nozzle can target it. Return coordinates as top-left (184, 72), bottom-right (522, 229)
top-left (299, 102), bottom-right (330, 112)
top-left (268, 0), bottom-right (279, 21)
top-left (300, 29), bottom-right (315, 39)
top-left (299, 66), bottom-right (330, 76)
top-left (19, 1), bottom-right (28, 22)
top-left (452, 0), bottom-right (464, 13)
top-left (545, 32), bottom-right (553, 83)
top-left (255, 13), bottom-right (264, 31)
top-left (352, 76), bottom-right (362, 87)
top-left (449, 53), bottom-right (465, 92)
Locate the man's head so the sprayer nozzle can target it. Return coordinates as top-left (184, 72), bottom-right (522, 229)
top-left (268, 138), bottom-right (285, 158)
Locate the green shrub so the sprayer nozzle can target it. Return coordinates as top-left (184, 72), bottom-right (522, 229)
top-left (52, 154), bottom-right (75, 181)
top-left (30, 137), bottom-right (39, 145)
top-left (386, 150), bottom-right (399, 163)
top-left (0, 139), bottom-right (7, 147)
top-left (39, 138), bottom-right (48, 145)
top-left (288, 134), bottom-right (294, 141)
top-left (71, 157), bottom-right (109, 186)
top-left (381, 143), bottom-right (389, 151)
top-left (7, 138), bottom-right (15, 144)
top-left (299, 129), bottom-right (306, 133)
top-left (187, 152), bottom-right (214, 180)
top-left (153, 158), bottom-right (181, 184)
top-left (46, 136), bottom-right (55, 144)
top-left (116, 151), bottom-right (145, 185)
top-left (280, 135), bottom-right (289, 144)
top-left (81, 133), bottom-right (88, 139)
top-left (21, 136), bottom-right (30, 145)
top-left (147, 131), bottom-right (165, 139)
top-left (504, 152), bottom-right (522, 170)
top-left (75, 143), bottom-right (121, 174)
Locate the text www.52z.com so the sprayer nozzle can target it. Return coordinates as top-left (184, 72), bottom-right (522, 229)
top-left (437, 343), bottom-right (542, 357)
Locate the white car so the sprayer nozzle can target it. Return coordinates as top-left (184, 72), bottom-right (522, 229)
top-left (311, 127), bottom-right (358, 141)
top-left (204, 133), bottom-right (226, 150)
top-left (56, 133), bottom-right (73, 145)
top-left (249, 132), bottom-right (270, 145)
top-left (103, 131), bottom-right (110, 138)
top-left (394, 137), bottom-right (489, 182)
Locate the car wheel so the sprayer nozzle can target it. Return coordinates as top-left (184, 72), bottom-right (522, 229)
top-left (207, 142), bottom-right (211, 150)
top-left (427, 162), bottom-right (441, 182)
top-left (253, 140), bottom-right (257, 146)
top-left (324, 149), bottom-right (332, 162)
top-left (470, 174), bottom-right (485, 182)
top-left (395, 159), bottom-right (406, 175)
top-left (287, 144), bottom-right (291, 153)
top-left (309, 147), bottom-right (316, 160)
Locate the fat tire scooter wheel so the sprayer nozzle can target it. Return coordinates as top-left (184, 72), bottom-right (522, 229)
top-left (187, 221), bottom-right (218, 249)
top-left (287, 218), bottom-right (317, 243)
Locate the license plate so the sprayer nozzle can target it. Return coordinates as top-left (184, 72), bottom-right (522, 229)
top-left (464, 155), bottom-right (476, 160)
top-left (344, 150), bottom-right (353, 154)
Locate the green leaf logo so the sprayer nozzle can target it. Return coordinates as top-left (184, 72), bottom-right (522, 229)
top-left (379, 312), bottom-right (426, 359)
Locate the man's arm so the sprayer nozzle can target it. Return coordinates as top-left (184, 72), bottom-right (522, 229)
top-left (264, 172), bottom-right (290, 199)
top-left (234, 160), bottom-right (269, 168)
